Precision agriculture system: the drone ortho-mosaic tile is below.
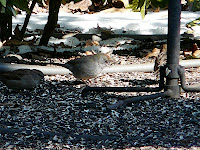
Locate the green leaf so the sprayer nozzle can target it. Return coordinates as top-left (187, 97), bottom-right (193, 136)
top-left (9, 6), bottom-right (17, 16)
top-left (8, 0), bottom-right (30, 13)
top-left (138, 0), bottom-right (145, 8)
top-left (0, 0), bottom-right (6, 7)
top-left (186, 17), bottom-right (200, 28)
top-left (0, 6), bottom-right (5, 13)
top-left (140, 0), bottom-right (146, 19)
top-left (151, 0), bottom-right (168, 8)
top-left (61, 0), bottom-right (68, 5)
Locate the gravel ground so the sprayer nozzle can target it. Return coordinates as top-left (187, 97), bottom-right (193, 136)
top-left (0, 55), bottom-right (200, 149)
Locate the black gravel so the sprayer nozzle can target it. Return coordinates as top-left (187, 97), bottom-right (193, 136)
top-left (0, 56), bottom-right (200, 149)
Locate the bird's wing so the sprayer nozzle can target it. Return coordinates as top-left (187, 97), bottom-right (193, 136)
top-left (0, 69), bottom-right (43, 81)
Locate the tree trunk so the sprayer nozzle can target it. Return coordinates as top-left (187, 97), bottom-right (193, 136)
top-left (19, 0), bottom-right (37, 40)
top-left (39, 0), bottom-right (61, 45)
top-left (0, 13), bottom-right (12, 41)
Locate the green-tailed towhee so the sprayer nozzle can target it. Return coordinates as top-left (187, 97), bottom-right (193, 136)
top-left (0, 69), bottom-right (44, 90)
top-left (63, 53), bottom-right (110, 80)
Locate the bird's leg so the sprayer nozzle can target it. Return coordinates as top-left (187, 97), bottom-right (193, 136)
top-left (82, 79), bottom-right (92, 84)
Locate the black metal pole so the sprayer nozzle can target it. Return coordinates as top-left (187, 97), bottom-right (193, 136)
top-left (165, 0), bottom-right (181, 98)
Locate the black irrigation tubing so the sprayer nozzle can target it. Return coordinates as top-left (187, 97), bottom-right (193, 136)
top-left (107, 90), bottom-right (173, 109)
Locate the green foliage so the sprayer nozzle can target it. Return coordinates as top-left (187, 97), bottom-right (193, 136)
top-left (129, 0), bottom-right (150, 18)
top-left (129, 0), bottom-right (168, 18)
top-left (187, 0), bottom-right (194, 3)
top-left (11, 0), bottom-right (30, 12)
top-left (0, 0), bottom-right (6, 7)
top-left (189, 0), bottom-right (200, 11)
top-left (186, 17), bottom-right (200, 28)
top-left (128, 0), bottom-right (140, 11)
top-left (0, 0), bottom-right (30, 16)
top-left (151, 0), bottom-right (168, 8)
top-left (138, 0), bottom-right (145, 8)
top-left (140, 0), bottom-right (146, 19)
top-left (129, 0), bottom-right (150, 11)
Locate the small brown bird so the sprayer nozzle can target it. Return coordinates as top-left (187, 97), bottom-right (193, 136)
top-left (0, 69), bottom-right (44, 90)
top-left (154, 44), bottom-right (167, 77)
top-left (63, 53), bottom-right (110, 80)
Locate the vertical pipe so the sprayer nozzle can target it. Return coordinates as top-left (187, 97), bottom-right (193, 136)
top-left (165, 0), bottom-right (181, 98)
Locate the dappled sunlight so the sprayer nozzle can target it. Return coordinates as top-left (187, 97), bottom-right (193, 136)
top-left (1, 4), bottom-right (200, 149)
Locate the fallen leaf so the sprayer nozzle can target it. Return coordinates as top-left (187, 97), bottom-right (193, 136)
top-left (184, 51), bottom-right (192, 57)
top-left (4, 39), bottom-right (33, 46)
top-left (85, 40), bottom-right (93, 47)
top-left (92, 40), bottom-right (99, 46)
top-left (192, 50), bottom-right (200, 58)
top-left (190, 43), bottom-right (199, 52)
top-left (145, 48), bottom-right (160, 58)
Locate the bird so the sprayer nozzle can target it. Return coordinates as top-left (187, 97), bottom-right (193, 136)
top-left (154, 44), bottom-right (167, 77)
top-left (62, 53), bottom-right (110, 80)
top-left (0, 69), bottom-right (44, 90)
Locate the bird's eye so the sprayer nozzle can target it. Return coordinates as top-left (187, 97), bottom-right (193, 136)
top-left (105, 59), bottom-right (110, 63)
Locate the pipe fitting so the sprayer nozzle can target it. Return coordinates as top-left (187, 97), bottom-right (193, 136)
top-left (178, 65), bottom-right (200, 92)
top-left (165, 64), bottom-right (180, 79)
